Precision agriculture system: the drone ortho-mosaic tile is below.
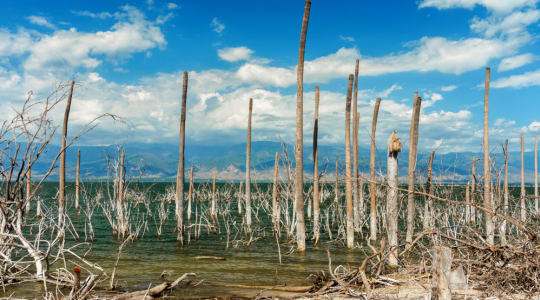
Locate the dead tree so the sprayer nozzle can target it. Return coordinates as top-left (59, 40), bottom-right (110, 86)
top-left (75, 150), bottom-right (81, 211)
top-left (470, 157), bottom-right (477, 224)
top-left (294, 0), bottom-right (311, 252)
top-left (117, 149), bottom-right (126, 238)
top-left (501, 139), bottom-right (509, 246)
top-left (369, 97), bottom-right (382, 242)
top-left (212, 171), bottom-right (217, 220)
top-left (176, 71), bottom-right (188, 244)
top-left (386, 131), bottom-right (401, 267)
top-left (483, 67), bottom-right (494, 246)
top-left (187, 166), bottom-right (194, 223)
top-left (246, 97), bottom-right (253, 236)
top-left (352, 59), bottom-right (361, 233)
top-left (536, 133), bottom-right (539, 213)
top-left (345, 74), bottom-right (354, 249)
top-left (272, 152), bottom-right (280, 233)
top-left (58, 80), bottom-right (75, 238)
top-left (521, 133), bottom-right (526, 222)
top-left (25, 154), bottom-right (32, 214)
top-left (313, 86), bottom-right (320, 244)
top-left (423, 150), bottom-right (435, 231)
top-left (406, 92), bottom-right (422, 243)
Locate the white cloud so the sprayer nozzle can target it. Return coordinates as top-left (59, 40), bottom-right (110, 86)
top-left (210, 17), bottom-right (225, 35)
top-left (419, 0), bottom-right (537, 14)
top-left (27, 16), bottom-right (56, 30)
top-left (492, 69), bottom-right (540, 88)
top-left (441, 85), bottom-right (458, 91)
top-left (339, 35), bottom-right (355, 42)
top-left (423, 92), bottom-right (444, 108)
top-left (471, 9), bottom-right (540, 38)
top-left (218, 46), bottom-right (253, 62)
top-left (498, 53), bottom-right (534, 71)
top-left (236, 64), bottom-right (295, 87)
top-left (494, 118), bottom-right (517, 127)
top-left (72, 10), bottom-right (114, 19)
top-left (167, 3), bottom-right (179, 10)
top-left (529, 121), bottom-right (540, 131)
top-left (0, 29), bottom-right (35, 56)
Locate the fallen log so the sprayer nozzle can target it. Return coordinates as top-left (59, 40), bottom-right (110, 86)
top-left (112, 273), bottom-right (195, 300)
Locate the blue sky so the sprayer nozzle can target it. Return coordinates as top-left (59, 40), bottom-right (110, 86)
top-left (0, 0), bottom-right (539, 153)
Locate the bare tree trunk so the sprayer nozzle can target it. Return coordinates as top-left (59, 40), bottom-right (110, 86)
top-left (313, 86), bottom-right (320, 244)
top-left (406, 93), bottom-right (422, 243)
top-left (501, 139), bottom-right (508, 246)
top-left (352, 59), bottom-right (361, 233)
top-left (246, 98), bottom-right (253, 236)
top-left (369, 97), bottom-right (382, 242)
top-left (25, 156), bottom-right (31, 214)
top-left (334, 157), bottom-right (339, 203)
top-left (75, 150), bottom-right (80, 211)
top-left (423, 150), bottom-right (435, 231)
top-left (187, 166), bottom-right (193, 223)
top-left (176, 71), bottom-right (188, 244)
top-left (471, 157), bottom-right (477, 224)
top-left (465, 181), bottom-right (470, 225)
top-left (117, 149), bottom-right (125, 238)
top-left (272, 152), bottom-right (280, 234)
top-left (535, 133), bottom-right (538, 213)
top-left (521, 133), bottom-right (526, 222)
top-left (386, 131), bottom-right (401, 267)
top-left (58, 80), bottom-right (74, 238)
top-left (238, 182), bottom-right (243, 216)
top-left (294, 0), bottom-right (311, 252)
top-left (432, 246), bottom-right (452, 300)
top-left (483, 67), bottom-right (494, 246)
top-left (211, 171), bottom-right (217, 220)
top-left (345, 74), bottom-right (354, 249)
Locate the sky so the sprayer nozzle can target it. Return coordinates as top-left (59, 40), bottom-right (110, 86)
top-left (0, 0), bottom-right (540, 154)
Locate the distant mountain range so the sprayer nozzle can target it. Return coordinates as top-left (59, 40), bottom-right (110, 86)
top-left (26, 141), bottom-right (539, 183)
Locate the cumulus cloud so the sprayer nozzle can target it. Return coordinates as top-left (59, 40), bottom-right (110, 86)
top-left (218, 46), bottom-right (253, 62)
top-left (419, 0), bottom-right (537, 14)
top-left (492, 69), bottom-right (540, 88)
top-left (498, 53), bottom-right (534, 71)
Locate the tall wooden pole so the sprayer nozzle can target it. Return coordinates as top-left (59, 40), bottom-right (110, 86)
top-left (345, 74), bottom-right (354, 249)
top-left (406, 92), bottom-right (422, 243)
top-left (58, 80), bottom-right (74, 238)
top-left (176, 71), bottom-right (188, 244)
top-left (246, 98), bottom-right (253, 236)
top-left (369, 97), bottom-right (381, 242)
top-left (313, 86), bottom-right (320, 244)
top-left (521, 133), bottom-right (526, 222)
top-left (483, 67), bottom-right (494, 246)
top-left (386, 131), bottom-right (401, 267)
top-left (352, 59), bottom-right (360, 233)
top-left (294, 0), bottom-right (311, 252)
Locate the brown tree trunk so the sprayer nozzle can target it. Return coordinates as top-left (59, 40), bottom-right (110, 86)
top-left (406, 92), bottom-right (422, 243)
top-left (58, 80), bottom-right (74, 238)
top-left (176, 71), bottom-right (188, 244)
top-left (483, 67), bottom-right (494, 246)
top-left (294, 0), bottom-right (311, 252)
top-left (423, 150), bottom-right (435, 231)
top-left (352, 59), bottom-right (360, 233)
top-left (535, 133), bottom-right (538, 213)
top-left (501, 140), bottom-right (509, 246)
top-left (313, 86), bottom-right (320, 244)
top-left (386, 131), bottom-right (401, 267)
top-left (246, 98), bottom-right (253, 235)
top-left (369, 97), bottom-right (382, 242)
top-left (471, 157), bottom-right (477, 224)
top-left (345, 74), bottom-right (354, 249)
top-left (521, 133), bottom-right (526, 222)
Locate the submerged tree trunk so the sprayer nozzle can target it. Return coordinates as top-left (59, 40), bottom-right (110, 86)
top-left (176, 71), bottom-right (188, 244)
top-left (423, 151), bottom-right (435, 231)
top-left (406, 93), bottom-right (422, 243)
top-left (58, 80), bottom-right (74, 238)
top-left (294, 0), bottom-right (311, 252)
top-left (483, 67), bottom-right (494, 246)
top-left (187, 166), bottom-right (194, 223)
top-left (334, 157), bottom-right (339, 203)
top-left (369, 98), bottom-right (382, 242)
top-left (352, 59), bottom-right (361, 233)
top-left (75, 150), bottom-right (80, 211)
top-left (521, 133), bottom-right (526, 222)
top-left (272, 152), bottom-right (280, 234)
top-left (212, 171), bottom-right (217, 221)
top-left (117, 149), bottom-right (126, 238)
top-left (245, 98), bottom-right (253, 235)
top-left (386, 131), bottom-right (401, 268)
top-left (25, 155), bottom-right (32, 214)
top-left (345, 74), bottom-right (354, 249)
top-left (313, 86), bottom-right (320, 244)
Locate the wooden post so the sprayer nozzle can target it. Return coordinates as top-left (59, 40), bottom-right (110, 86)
top-left (75, 150), bottom-right (80, 211)
top-left (501, 140), bottom-right (509, 246)
top-left (386, 131), bottom-right (401, 267)
top-left (352, 59), bottom-right (361, 233)
top-left (176, 71), bottom-right (188, 244)
top-left (369, 97), bottom-right (382, 242)
top-left (58, 80), bottom-right (74, 238)
top-left (535, 133), bottom-right (538, 213)
top-left (521, 133), bottom-right (526, 222)
top-left (406, 93), bottom-right (422, 243)
top-left (483, 67), bottom-right (494, 246)
top-left (313, 86), bottom-right (320, 244)
top-left (423, 151), bottom-right (435, 231)
top-left (432, 246), bottom-right (452, 300)
top-left (245, 98), bottom-right (253, 235)
top-left (187, 166), bottom-right (193, 223)
top-left (294, 0), bottom-right (311, 252)
top-left (272, 152), bottom-right (280, 234)
top-left (345, 74), bottom-right (354, 249)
